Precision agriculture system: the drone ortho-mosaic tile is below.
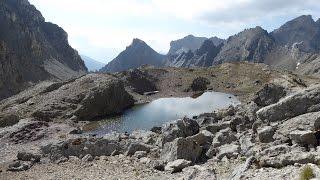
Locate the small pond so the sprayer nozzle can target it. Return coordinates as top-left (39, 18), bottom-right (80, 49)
top-left (84, 91), bottom-right (240, 135)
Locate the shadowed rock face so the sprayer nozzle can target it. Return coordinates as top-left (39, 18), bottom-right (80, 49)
top-left (100, 39), bottom-right (165, 73)
top-left (168, 35), bottom-right (209, 55)
top-left (0, 0), bottom-right (87, 100)
top-left (164, 40), bottom-right (223, 68)
top-left (271, 15), bottom-right (320, 52)
top-left (213, 26), bottom-right (275, 65)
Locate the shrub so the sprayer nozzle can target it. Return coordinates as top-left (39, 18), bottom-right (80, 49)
top-left (300, 165), bottom-right (315, 180)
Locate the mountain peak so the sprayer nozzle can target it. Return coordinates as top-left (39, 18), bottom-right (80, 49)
top-left (131, 38), bottom-right (146, 46)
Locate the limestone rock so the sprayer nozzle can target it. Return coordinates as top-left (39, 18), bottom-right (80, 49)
top-left (165, 159), bottom-right (192, 173)
top-left (253, 84), bottom-right (286, 107)
top-left (82, 154), bottom-right (93, 162)
top-left (180, 165), bottom-right (216, 180)
top-left (17, 151), bottom-right (41, 163)
top-left (257, 86), bottom-right (320, 122)
top-left (162, 118), bottom-right (200, 144)
top-left (289, 130), bottom-right (317, 146)
top-left (125, 142), bottom-right (152, 156)
top-left (161, 137), bottom-right (202, 163)
top-left (257, 126), bottom-right (275, 143)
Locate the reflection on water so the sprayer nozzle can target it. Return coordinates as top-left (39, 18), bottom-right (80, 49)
top-left (84, 92), bottom-right (240, 135)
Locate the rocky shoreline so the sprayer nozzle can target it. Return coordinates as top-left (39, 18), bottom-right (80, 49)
top-left (1, 63), bottom-right (320, 179)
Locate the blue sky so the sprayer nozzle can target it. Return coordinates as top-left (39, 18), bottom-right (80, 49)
top-left (29, 0), bottom-right (320, 64)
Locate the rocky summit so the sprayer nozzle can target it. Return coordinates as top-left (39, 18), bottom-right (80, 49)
top-left (0, 0), bottom-right (87, 100)
top-left (100, 39), bottom-right (165, 73)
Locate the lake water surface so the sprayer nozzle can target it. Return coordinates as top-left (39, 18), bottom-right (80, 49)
top-left (84, 92), bottom-right (240, 135)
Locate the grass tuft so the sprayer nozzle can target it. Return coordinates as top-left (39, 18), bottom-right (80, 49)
top-left (300, 165), bottom-right (315, 180)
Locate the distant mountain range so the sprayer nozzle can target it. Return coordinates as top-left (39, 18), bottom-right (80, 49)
top-left (100, 15), bottom-right (320, 77)
top-left (80, 55), bottom-right (105, 72)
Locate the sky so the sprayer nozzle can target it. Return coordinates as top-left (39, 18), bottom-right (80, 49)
top-left (29, 0), bottom-right (320, 64)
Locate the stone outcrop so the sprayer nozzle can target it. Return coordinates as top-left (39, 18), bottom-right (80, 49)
top-left (191, 77), bottom-right (210, 91)
top-left (253, 84), bottom-right (286, 107)
top-left (0, 74), bottom-right (134, 122)
top-left (161, 137), bottom-right (202, 163)
top-left (257, 85), bottom-right (320, 122)
top-left (0, 0), bottom-right (87, 100)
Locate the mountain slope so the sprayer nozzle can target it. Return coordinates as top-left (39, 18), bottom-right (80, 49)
top-left (81, 55), bottom-right (105, 72)
top-left (100, 39), bottom-right (165, 73)
top-left (213, 26), bottom-right (275, 65)
top-left (0, 0), bottom-right (87, 100)
top-left (168, 35), bottom-right (208, 55)
top-left (271, 15), bottom-right (320, 52)
top-left (164, 39), bottom-right (223, 67)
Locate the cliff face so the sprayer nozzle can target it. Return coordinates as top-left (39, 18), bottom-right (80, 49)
top-left (213, 27), bottom-right (275, 65)
top-left (100, 39), bottom-right (165, 73)
top-left (164, 40), bottom-right (223, 67)
top-left (0, 0), bottom-right (87, 100)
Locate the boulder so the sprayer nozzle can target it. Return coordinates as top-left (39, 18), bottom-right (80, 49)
top-left (162, 118), bottom-right (200, 144)
top-left (17, 151), bottom-right (41, 163)
top-left (133, 151), bottom-right (147, 159)
top-left (211, 128), bottom-right (237, 147)
top-left (0, 114), bottom-right (20, 128)
top-left (161, 137), bottom-right (202, 163)
top-left (257, 126), bottom-right (275, 143)
top-left (180, 165), bottom-right (216, 180)
top-left (289, 130), bottom-right (317, 146)
top-left (191, 77), bottom-right (210, 91)
top-left (257, 86), bottom-right (320, 122)
top-left (125, 142), bottom-right (152, 156)
top-left (253, 83), bottom-right (286, 107)
top-left (165, 159), bottom-right (192, 173)
top-left (259, 151), bottom-right (320, 168)
top-left (7, 161), bottom-right (33, 172)
top-left (0, 74), bottom-right (135, 122)
top-left (122, 69), bottom-right (158, 95)
top-left (186, 130), bottom-right (214, 147)
top-left (129, 130), bottom-right (158, 144)
top-left (82, 154), bottom-right (93, 162)
top-left (215, 143), bottom-right (240, 160)
top-left (203, 121), bottom-right (230, 134)
top-left (41, 137), bottom-right (120, 161)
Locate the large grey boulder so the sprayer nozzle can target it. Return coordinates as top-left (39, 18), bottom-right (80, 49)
top-left (257, 86), bottom-right (320, 122)
top-left (41, 137), bottom-right (121, 162)
top-left (165, 159), bottom-right (192, 173)
top-left (0, 74), bottom-right (135, 122)
top-left (180, 165), bottom-right (216, 180)
top-left (206, 129), bottom-right (238, 158)
top-left (161, 137), bottom-right (202, 163)
top-left (289, 130), bottom-right (317, 146)
top-left (125, 142), bottom-right (152, 156)
top-left (215, 143), bottom-right (240, 160)
top-left (253, 83), bottom-right (286, 107)
top-left (257, 126), bottom-right (275, 143)
top-left (162, 118), bottom-right (200, 144)
top-left (274, 111), bottom-right (320, 143)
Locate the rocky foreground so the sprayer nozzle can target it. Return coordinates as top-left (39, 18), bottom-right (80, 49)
top-left (1, 63), bottom-right (320, 179)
